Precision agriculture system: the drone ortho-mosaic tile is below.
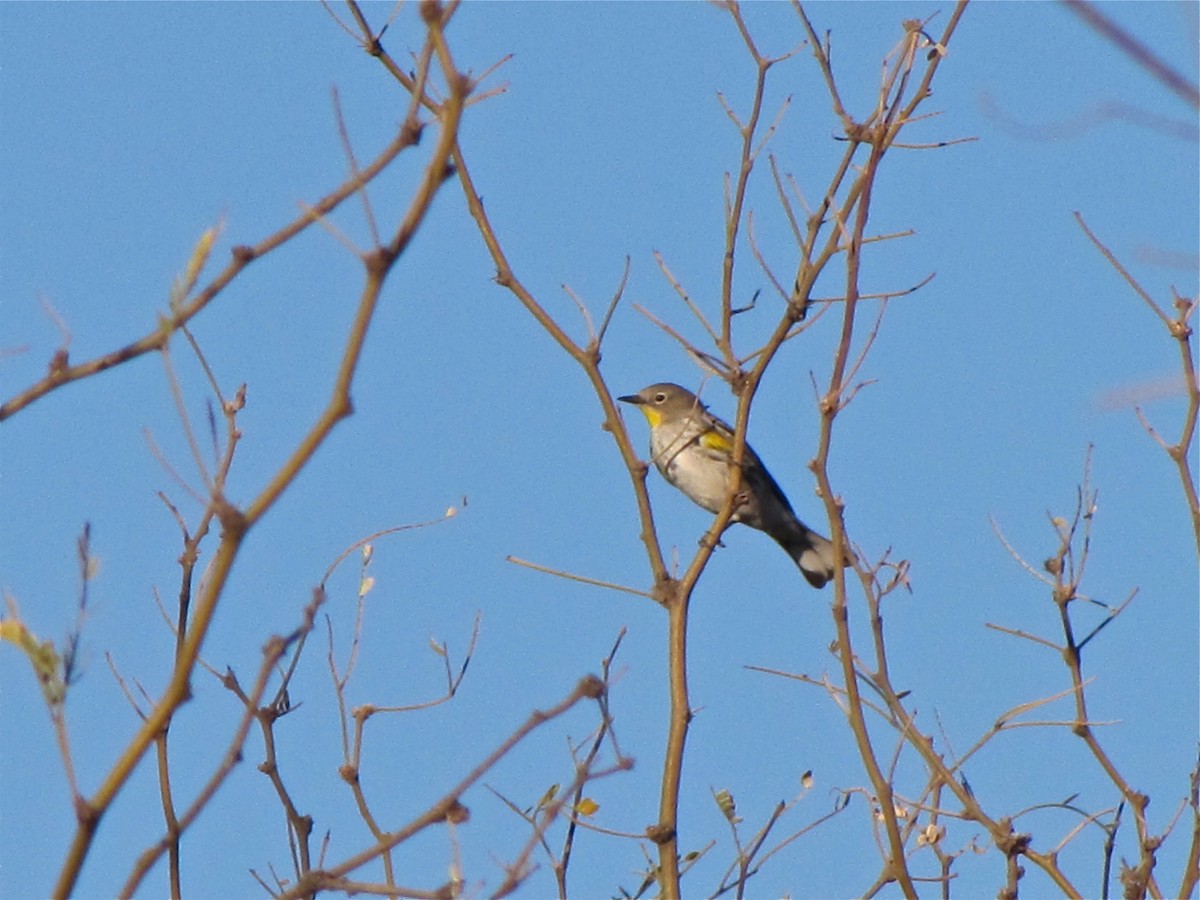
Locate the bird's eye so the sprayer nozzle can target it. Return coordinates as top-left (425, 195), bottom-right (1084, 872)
top-left (654, 392), bottom-right (667, 403)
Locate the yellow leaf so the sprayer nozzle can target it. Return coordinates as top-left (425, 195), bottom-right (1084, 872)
top-left (1, 617), bottom-right (65, 705)
top-left (0, 618), bottom-right (27, 646)
top-left (574, 797), bottom-right (599, 817)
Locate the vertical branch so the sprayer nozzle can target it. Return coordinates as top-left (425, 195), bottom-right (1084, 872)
top-left (648, 586), bottom-right (690, 899)
top-left (1171, 298), bottom-right (1200, 550)
top-left (805, 6), bottom-right (968, 894)
top-left (650, 7), bottom-right (801, 890)
top-left (152, 735), bottom-right (182, 898)
top-left (718, 3), bottom-right (776, 365)
top-left (1180, 767), bottom-right (1200, 900)
top-left (1039, 459), bottom-right (1163, 895)
top-left (812, 135), bottom-right (918, 897)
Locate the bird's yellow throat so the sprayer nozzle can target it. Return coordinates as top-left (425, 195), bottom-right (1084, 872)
top-left (641, 407), bottom-right (664, 428)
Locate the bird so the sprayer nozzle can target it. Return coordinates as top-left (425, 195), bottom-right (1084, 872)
top-left (619, 382), bottom-right (842, 588)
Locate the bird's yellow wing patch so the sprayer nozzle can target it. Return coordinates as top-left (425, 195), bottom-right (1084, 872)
top-left (699, 428), bottom-right (733, 453)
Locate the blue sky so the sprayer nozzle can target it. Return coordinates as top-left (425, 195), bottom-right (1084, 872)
top-left (2, 2), bottom-right (1197, 898)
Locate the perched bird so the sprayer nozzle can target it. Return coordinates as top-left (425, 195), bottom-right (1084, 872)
top-left (619, 382), bottom-right (841, 588)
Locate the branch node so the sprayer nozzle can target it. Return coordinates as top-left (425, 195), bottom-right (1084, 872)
top-left (578, 674), bottom-right (605, 700)
top-left (645, 822), bottom-right (676, 845)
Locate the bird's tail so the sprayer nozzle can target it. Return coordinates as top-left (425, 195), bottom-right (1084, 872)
top-left (776, 522), bottom-right (845, 589)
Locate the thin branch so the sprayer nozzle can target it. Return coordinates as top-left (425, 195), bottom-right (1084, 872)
top-left (506, 556), bottom-right (655, 600)
top-left (1074, 212), bottom-right (1172, 327)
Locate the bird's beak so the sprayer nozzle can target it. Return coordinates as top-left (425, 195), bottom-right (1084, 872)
top-left (617, 393), bottom-right (644, 405)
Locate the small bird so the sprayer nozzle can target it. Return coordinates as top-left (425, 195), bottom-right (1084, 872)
top-left (619, 382), bottom-right (841, 588)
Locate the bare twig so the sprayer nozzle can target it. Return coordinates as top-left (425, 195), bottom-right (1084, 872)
top-left (507, 556), bottom-right (656, 600)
